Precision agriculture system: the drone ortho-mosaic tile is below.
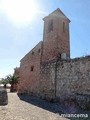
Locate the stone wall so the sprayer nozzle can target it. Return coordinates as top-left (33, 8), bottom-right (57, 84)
top-left (40, 60), bottom-right (56, 100)
top-left (40, 56), bottom-right (90, 101)
top-left (0, 88), bottom-right (8, 105)
top-left (18, 41), bottom-right (43, 96)
top-left (56, 56), bottom-right (90, 100)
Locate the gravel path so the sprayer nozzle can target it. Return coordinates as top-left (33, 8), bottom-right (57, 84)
top-left (0, 93), bottom-right (69, 120)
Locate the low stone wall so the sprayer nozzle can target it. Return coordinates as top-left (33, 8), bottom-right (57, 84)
top-left (0, 88), bottom-right (8, 105)
top-left (40, 56), bottom-right (90, 107)
top-left (56, 56), bottom-right (90, 100)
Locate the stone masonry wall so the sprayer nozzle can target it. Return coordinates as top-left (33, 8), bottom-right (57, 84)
top-left (40, 60), bottom-right (56, 100)
top-left (40, 56), bottom-right (90, 101)
top-left (18, 41), bottom-right (42, 96)
top-left (56, 56), bottom-right (90, 100)
top-left (0, 88), bottom-right (8, 105)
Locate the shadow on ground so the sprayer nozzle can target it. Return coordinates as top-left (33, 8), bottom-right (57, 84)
top-left (18, 94), bottom-right (64, 114)
top-left (18, 94), bottom-right (90, 120)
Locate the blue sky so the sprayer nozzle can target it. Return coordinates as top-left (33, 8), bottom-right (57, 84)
top-left (0, 0), bottom-right (90, 78)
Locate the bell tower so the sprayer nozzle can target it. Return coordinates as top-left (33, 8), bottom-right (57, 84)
top-left (42, 8), bottom-right (70, 61)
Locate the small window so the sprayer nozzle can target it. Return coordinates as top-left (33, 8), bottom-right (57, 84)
top-left (63, 22), bottom-right (65, 32)
top-left (31, 66), bottom-right (34, 71)
top-left (32, 51), bottom-right (34, 55)
top-left (38, 49), bottom-right (40, 53)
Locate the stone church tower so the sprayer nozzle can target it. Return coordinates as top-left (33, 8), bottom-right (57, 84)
top-left (42, 8), bottom-right (70, 61)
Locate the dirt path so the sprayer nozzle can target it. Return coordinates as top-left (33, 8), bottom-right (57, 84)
top-left (0, 93), bottom-right (69, 120)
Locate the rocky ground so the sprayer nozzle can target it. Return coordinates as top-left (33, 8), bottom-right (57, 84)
top-left (0, 92), bottom-right (69, 120)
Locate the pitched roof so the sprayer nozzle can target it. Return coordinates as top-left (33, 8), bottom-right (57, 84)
top-left (43, 8), bottom-right (70, 22)
top-left (20, 41), bottom-right (43, 62)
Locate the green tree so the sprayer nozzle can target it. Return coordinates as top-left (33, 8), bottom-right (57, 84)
top-left (0, 74), bottom-right (19, 91)
top-left (6, 74), bottom-right (19, 92)
top-left (0, 78), bottom-right (9, 88)
top-left (8, 75), bottom-right (19, 84)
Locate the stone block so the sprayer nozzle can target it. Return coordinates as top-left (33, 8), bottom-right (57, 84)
top-left (0, 88), bottom-right (8, 105)
top-left (75, 93), bottom-right (90, 110)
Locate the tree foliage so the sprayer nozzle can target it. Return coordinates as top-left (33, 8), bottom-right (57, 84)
top-left (0, 78), bottom-right (9, 85)
top-left (7, 74), bottom-right (19, 84)
top-left (0, 74), bottom-right (19, 85)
